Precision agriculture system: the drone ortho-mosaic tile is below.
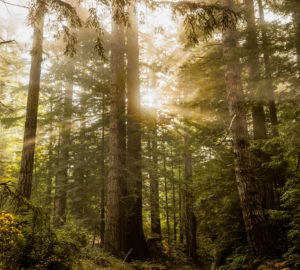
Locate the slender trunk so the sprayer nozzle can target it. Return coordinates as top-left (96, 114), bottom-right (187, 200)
top-left (104, 14), bottom-right (125, 255)
top-left (171, 152), bottom-right (177, 242)
top-left (178, 160), bottom-right (183, 244)
top-left (293, 2), bottom-right (300, 75)
top-left (244, 0), bottom-right (275, 210)
top-left (184, 134), bottom-right (197, 262)
top-left (256, 0), bottom-right (278, 208)
top-left (243, 0), bottom-right (267, 140)
top-left (163, 150), bottom-right (170, 245)
top-left (222, 0), bottom-right (269, 258)
top-left (100, 92), bottom-right (106, 244)
top-left (18, 0), bottom-right (45, 199)
top-left (54, 134), bottom-right (61, 223)
top-left (149, 114), bottom-right (161, 238)
top-left (75, 104), bottom-right (87, 217)
top-left (292, 2), bottom-right (300, 175)
top-left (257, 0), bottom-right (279, 137)
top-left (46, 99), bottom-right (54, 212)
top-left (54, 72), bottom-right (73, 228)
top-left (125, 4), bottom-right (149, 260)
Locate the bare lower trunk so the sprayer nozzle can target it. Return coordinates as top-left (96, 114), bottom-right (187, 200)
top-left (104, 15), bottom-right (125, 255)
top-left (18, 0), bottom-right (45, 199)
top-left (125, 4), bottom-right (149, 260)
top-left (54, 71), bottom-right (73, 228)
top-left (222, 0), bottom-right (269, 258)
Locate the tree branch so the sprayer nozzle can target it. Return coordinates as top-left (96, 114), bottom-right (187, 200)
top-left (0, 40), bottom-right (15, 45)
top-left (0, 0), bottom-right (28, 9)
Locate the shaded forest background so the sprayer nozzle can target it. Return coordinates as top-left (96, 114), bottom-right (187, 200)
top-left (0, 0), bottom-right (299, 269)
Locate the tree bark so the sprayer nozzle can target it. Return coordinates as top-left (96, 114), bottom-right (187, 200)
top-left (104, 14), bottom-right (125, 255)
top-left (243, 0), bottom-right (267, 140)
top-left (54, 71), bottom-right (73, 228)
top-left (222, 0), bottom-right (269, 258)
top-left (18, 0), bottom-right (45, 199)
top-left (125, 4), bottom-right (149, 260)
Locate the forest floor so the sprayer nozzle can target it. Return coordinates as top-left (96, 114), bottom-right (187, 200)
top-left (72, 247), bottom-right (201, 270)
top-left (74, 258), bottom-right (201, 270)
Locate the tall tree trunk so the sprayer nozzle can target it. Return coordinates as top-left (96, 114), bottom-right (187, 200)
top-left (46, 99), bottom-right (54, 213)
top-left (184, 133), bottom-right (197, 262)
top-left (125, 4), bottom-right (149, 260)
top-left (18, 0), bottom-right (45, 199)
top-left (243, 0), bottom-right (267, 140)
top-left (171, 152), bottom-right (177, 242)
top-left (54, 71), bottom-right (73, 228)
top-left (149, 113), bottom-right (161, 238)
top-left (178, 160), bottom-right (183, 244)
top-left (292, 1), bottom-right (300, 173)
top-left (257, 0), bottom-right (281, 209)
top-left (74, 102), bottom-right (87, 218)
top-left (104, 14), bottom-right (125, 255)
top-left (100, 92), bottom-right (106, 244)
top-left (163, 149), bottom-right (170, 245)
top-left (292, 1), bottom-right (300, 75)
top-left (244, 0), bottom-right (276, 210)
top-left (257, 0), bottom-right (279, 137)
top-left (222, 0), bottom-right (269, 258)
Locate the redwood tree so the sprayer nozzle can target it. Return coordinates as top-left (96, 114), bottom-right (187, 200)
top-left (18, 0), bottom-right (45, 199)
top-left (104, 12), bottom-right (126, 255)
top-left (125, 3), bottom-right (149, 260)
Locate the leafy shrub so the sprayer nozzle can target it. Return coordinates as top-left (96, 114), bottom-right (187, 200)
top-left (0, 184), bottom-right (88, 269)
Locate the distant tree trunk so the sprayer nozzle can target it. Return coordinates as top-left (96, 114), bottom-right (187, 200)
top-left (125, 4), bottom-right (149, 260)
top-left (74, 102), bottom-right (87, 218)
top-left (171, 152), bottom-right (177, 242)
top-left (18, 0), bottom-right (45, 199)
top-left (292, 1), bottom-right (300, 75)
top-left (292, 1), bottom-right (300, 173)
top-left (178, 160), bottom-right (183, 244)
top-left (258, 0), bottom-right (282, 209)
top-left (222, 0), bottom-right (269, 258)
top-left (244, 0), bottom-right (277, 210)
top-left (163, 150), bottom-right (170, 245)
top-left (243, 0), bottom-right (267, 140)
top-left (46, 99), bottom-right (54, 212)
top-left (257, 0), bottom-right (279, 137)
top-left (104, 14), bottom-right (125, 255)
top-left (54, 71), bottom-right (73, 228)
top-left (149, 113), bottom-right (162, 238)
top-left (184, 133), bottom-right (197, 262)
top-left (100, 92), bottom-right (106, 244)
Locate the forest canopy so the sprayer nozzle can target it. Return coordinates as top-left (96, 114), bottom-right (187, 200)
top-left (0, 0), bottom-right (299, 269)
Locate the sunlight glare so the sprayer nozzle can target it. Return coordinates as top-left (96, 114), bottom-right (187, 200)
top-left (142, 90), bottom-right (158, 108)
